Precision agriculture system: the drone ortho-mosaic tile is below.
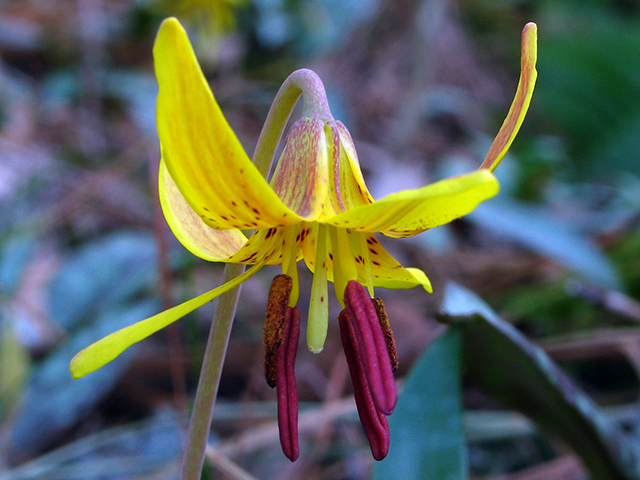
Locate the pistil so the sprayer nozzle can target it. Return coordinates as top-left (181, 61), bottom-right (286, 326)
top-left (308, 224), bottom-right (329, 353)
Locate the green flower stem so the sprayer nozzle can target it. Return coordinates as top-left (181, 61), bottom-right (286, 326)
top-left (179, 263), bottom-right (245, 480)
top-left (253, 68), bottom-right (333, 175)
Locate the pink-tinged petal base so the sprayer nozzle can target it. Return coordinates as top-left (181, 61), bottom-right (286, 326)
top-left (270, 118), bottom-right (329, 219)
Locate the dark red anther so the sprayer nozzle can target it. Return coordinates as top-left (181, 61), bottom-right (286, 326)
top-left (339, 310), bottom-right (390, 461)
top-left (276, 306), bottom-right (300, 462)
top-left (264, 275), bottom-right (293, 388)
top-left (343, 280), bottom-right (397, 415)
top-left (372, 298), bottom-right (398, 372)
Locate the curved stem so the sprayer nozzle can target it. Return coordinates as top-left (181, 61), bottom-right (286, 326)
top-left (179, 263), bottom-right (245, 480)
top-left (253, 68), bottom-right (334, 176)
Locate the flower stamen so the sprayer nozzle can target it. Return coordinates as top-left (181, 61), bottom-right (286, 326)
top-left (328, 226), bottom-right (358, 306)
top-left (339, 309), bottom-right (390, 461)
top-left (281, 226), bottom-right (301, 306)
top-left (372, 298), bottom-right (398, 372)
top-left (264, 274), bottom-right (300, 461)
top-left (343, 280), bottom-right (397, 416)
top-left (264, 274), bottom-right (293, 388)
top-left (358, 232), bottom-right (375, 297)
top-left (276, 306), bottom-right (300, 462)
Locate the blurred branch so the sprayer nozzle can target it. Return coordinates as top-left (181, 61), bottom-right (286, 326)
top-left (77, 0), bottom-right (107, 157)
top-left (473, 455), bottom-right (585, 480)
top-left (567, 280), bottom-right (640, 322)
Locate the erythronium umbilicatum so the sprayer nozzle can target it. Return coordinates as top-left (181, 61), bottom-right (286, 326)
top-left (70, 18), bottom-right (537, 461)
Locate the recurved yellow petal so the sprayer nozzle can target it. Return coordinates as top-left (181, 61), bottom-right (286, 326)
top-left (70, 262), bottom-right (265, 379)
top-left (351, 233), bottom-right (432, 291)
top-left (159, 159), bottom-right (248, 262)
top-left (480, 22), bottom-right (537, 172)
top-left (301, 227), bottom-right (432, 292)
top-left (323, 169), bottom-right (499, 237)
top-left (227, 224), bottom-right (299, 265)
top-left (154, 18), bottom-right (305, 230)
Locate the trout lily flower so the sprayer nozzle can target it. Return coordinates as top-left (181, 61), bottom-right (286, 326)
top-left (70, 18), bottom-right (537, 461)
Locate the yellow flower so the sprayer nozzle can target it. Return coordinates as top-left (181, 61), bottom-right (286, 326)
top-left (150, 0), bottom-right (248, 35)
top-left (70, 18), bottom-right (537, 380)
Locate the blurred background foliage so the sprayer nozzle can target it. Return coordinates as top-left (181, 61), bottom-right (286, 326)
top-left (2, 0), bottom-right (640, 478)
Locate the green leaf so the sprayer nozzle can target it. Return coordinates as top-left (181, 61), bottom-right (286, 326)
top-left (470, 199), bottom-right (620, 290)
top-left (373, 329), bottom-right (466, 480)
top-left (8, 300), bottom-right (158, 459)
top-left (441, 282), bottom-right (640, 480)
top-left (49, 231), bottom-right (160, 330)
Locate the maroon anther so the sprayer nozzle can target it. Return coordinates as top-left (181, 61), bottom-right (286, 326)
top-left (264, 275), bottom-right (293, 388)
top-left (339, 310), bottom-right (390, 461)
top-left (276, 306), bottom-right (300, 462)
top-left (372, 298), bottom-right (399, 372)
top-left (343, 280), bottom-right (397, 415)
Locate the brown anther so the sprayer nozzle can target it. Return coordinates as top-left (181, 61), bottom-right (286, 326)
top-left (343, 280), bottom-right (397, 416)
top-left (264, 275), bottom-right (293, 388)
top-left (339, 310), bottom-right (390, 461)
top-left (372, 298), bottom-right (399, 372)
top-left (276, 306), bottom-right (300, 462)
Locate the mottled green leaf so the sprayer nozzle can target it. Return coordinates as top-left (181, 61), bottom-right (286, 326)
top-left (373, 329), bottom-right (466, 480)
top-left (8, 300), bottom-right (158, 459)
top-left (441, 282), bottom-right (640, 480)
top-left (49, 231), bottom-right (159, 330)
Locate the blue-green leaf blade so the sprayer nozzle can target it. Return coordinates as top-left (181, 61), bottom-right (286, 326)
top-left (373, 328), bottom-right (467, 480)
